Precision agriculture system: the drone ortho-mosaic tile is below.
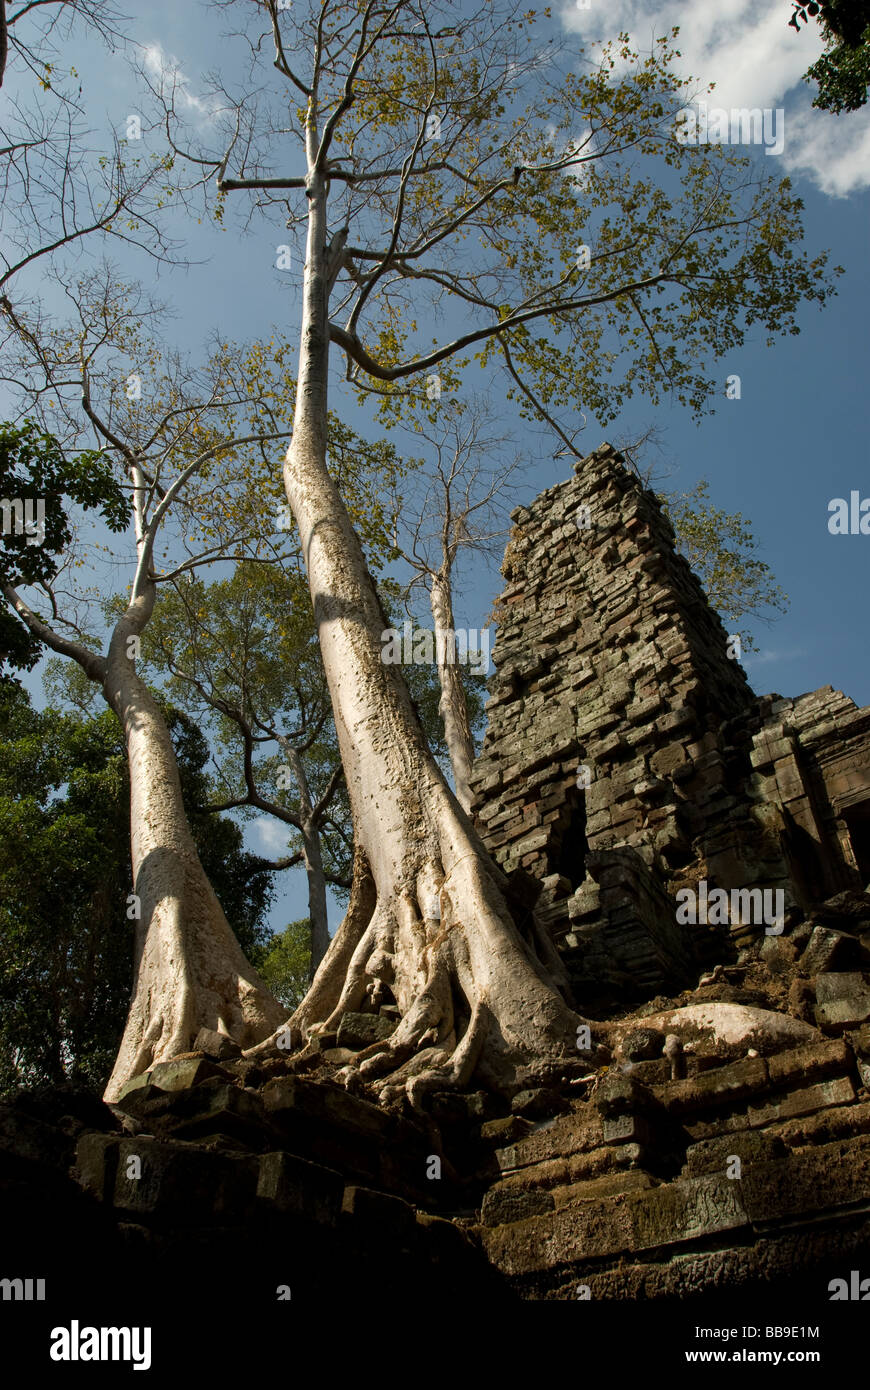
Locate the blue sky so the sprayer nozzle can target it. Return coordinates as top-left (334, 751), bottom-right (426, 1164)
top-left (558, 1), bottom-right (870, 710)
top-left (4, 0), bottom-right (869, 935)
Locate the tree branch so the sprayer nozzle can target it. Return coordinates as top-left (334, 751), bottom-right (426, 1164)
top-left (2, 579), bottom-right (107, 682)
top-left (311, 761), bottom-right (345, 825)
top-left (332, 273), bottom-right (670, 381)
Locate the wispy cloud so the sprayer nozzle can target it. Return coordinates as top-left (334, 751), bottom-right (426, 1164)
top-left (561, 0), bottom-right (870, 196)
top-left (141, 42), bottom-right (223, 125)
top-left (250, 817), bottom-right (292, 855)
top-left (744, 645), bottom-right (809, 666)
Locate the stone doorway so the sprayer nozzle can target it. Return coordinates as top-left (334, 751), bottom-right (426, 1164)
top-left (844, 799), bottom-right (870, 888)
top-left (550, 786), bottom-right (588, 891)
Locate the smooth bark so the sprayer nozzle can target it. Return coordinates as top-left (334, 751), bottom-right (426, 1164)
top-left (263, 170), bottom-right (585, 1103)
top-left (429, 571), bottom-right (475, 814)
top-left (3, 576), bottom-right (286, 1103)
top-left (102, 596), bottom-right (285, 1101)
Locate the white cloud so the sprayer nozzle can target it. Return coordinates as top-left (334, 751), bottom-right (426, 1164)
top-left (780, 102), bottom-right (870, 197)
top-left (744, 645), bottom-right (809, 666)
top-left (561, 0), bottom-right (870, 196)
top-left (142, 42), bottom-right (222, 125)
top-left (251, 817), bottom-right (292, 855)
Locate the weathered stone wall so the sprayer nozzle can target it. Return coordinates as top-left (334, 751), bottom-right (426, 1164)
top-left (469, 444), bottom-right (870, 1005)
top-left (749, 687), bottom-right (870, 904)
top-left (0, 1061), bottom-right (509, 1311)
top-left (477, 1027), bottom-right (870, 1302)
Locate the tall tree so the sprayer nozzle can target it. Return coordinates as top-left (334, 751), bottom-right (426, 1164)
top-left (1, 283), bottom-right (300, 1098)
top-left (139, 558), bottom-right (484, 972)
top-left (386, 397), bottom-right (524, 811)
top-left (0, 682), bottom-right (274, 1094)
top-left (2, 271), bottom-right (418, 1090)
top-left (140, 2), bottom-right (837, 1105)
top-left (141, 562), bottom-right (353, 974)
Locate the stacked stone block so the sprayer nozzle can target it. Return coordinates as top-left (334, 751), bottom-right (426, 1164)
top-left (476, 1028), bottom-right (870, 1301)
top-left (470, 444), bottom-right (870, 1003)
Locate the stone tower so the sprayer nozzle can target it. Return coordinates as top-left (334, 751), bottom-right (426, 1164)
top-left (469, 444), bottom-right (870, 1007)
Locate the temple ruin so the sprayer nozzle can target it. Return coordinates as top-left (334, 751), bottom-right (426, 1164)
top-left (4, 443), bottom-right (870, 1310)
top-left (470, 442), bottom-right (870, 1007)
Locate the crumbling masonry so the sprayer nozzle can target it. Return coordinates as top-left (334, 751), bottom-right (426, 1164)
top-left (469, 443), bottom-right (870, 1008)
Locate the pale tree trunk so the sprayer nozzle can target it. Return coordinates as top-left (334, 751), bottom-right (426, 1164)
top-left (268, 171), bottom-right (584, 1106)
top-left (102, 588), bottom-right (285, 1102)
top-left (429, 571), bottom-right (475, 814)
top-left (280, 740), bottom-right (331, 973)
top-left (299, 816), bottom-right (331, 978)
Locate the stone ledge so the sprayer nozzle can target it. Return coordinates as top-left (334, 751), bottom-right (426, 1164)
top-left (480, 1134), bottom-right (870, 1280)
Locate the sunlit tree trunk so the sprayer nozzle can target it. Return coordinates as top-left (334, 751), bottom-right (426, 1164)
top-left (273, 172), bottom-right (581, 1105)
top-left (429, 570), bottom-right (475, 814)
top-left (100, 587), bottom-right (285, 1100)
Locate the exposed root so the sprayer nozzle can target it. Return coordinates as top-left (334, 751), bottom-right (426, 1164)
top-left (245, 764), bottom-right (600, 1110)
top-left (288, 830), bottom-right (586, 1105)
top-left (402, 998), bottom-right (488, 1112)
top-left (293, 844), bottom-right (377, 1037)
top-left (243, 846), bottom-right (376, 1060)
top-left (104, 865), bottom-right (285, 1102)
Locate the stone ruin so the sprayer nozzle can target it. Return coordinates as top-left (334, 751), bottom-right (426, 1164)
top-left (3, 442), bottom-right (870, 1315)
top-left (470, 443), bottom-right (870, 1009)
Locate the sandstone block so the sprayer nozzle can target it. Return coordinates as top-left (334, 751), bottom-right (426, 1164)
top-left (257, 1150), bottom-right (345, 1226)
top-left (814, 973), bottom-right (870, 1028)
top-left (481, 1187), bottom-right (555, 1227)
top-left (800, 926), bottom-right (854, 975)
top-left (335, 1011), bottom-right (397, 1050)
top-left (748, 1076), bottom-right (855, 1128)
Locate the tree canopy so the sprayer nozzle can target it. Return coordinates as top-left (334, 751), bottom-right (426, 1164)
top-left (792, 0), bottom-right (870, 112)
top-left (0, 420), bottom-right (130, 680)
top-left (0, 0), bottom-right (845, 1106)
